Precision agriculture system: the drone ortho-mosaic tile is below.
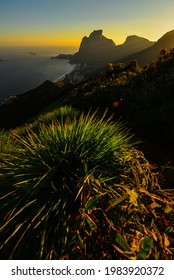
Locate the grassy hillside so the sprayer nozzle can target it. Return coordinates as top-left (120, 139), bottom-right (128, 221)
top-left (0, 49), bottom-right (174, 259)
top-left (1, 48), bottom-right (174, 160)
top-left (41, 50), bottom-right (174, 164)
top-left (1, 108), bottom-right (174, 259)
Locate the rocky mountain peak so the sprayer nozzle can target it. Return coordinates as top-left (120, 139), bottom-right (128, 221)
top-left (89, 29), bottom-right (103, 39)
top-left (155, 29), bottom-right (174, 48)
top-left (79, 29), bottom-right (115, 51)
top-left (71, 30), bottom-right (116, 65)
top-left (124, 35), bottom-right (152, 45)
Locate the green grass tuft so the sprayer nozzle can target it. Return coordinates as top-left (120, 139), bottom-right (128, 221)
top-left (0, 110), bottom-right (173, 259)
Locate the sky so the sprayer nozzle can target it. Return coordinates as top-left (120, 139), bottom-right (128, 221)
top-left (1, 0), bottom-right (174, 48)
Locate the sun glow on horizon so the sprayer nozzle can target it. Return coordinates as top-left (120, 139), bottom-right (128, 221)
top-left (1, 24), bottom-right (174, 48)
top-left (1, 0), bottom-right (174, 48)
top-left (0, 31), bottom-right (81, 48)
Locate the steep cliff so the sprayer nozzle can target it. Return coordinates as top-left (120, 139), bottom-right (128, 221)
top-left (70, 30), bottom-right (154, 66)
top-left (71, 30), bottom-right (116, 65)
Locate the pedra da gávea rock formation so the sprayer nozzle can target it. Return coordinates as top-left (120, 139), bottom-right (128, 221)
top-left (71, 30), bottom-right (116, 66)
top-left (70, 29), bottom-right (154, 66)
top-left (54, 29), bottom-right (154, 67)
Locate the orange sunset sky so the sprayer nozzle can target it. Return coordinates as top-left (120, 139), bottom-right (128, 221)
top-left (1, 0), bottom-right (174, 48)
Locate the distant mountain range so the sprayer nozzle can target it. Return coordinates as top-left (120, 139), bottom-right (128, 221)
top-left (123, 29), bottom-right (174, 65)
top-left (56, 29), bottom-right (174, 67)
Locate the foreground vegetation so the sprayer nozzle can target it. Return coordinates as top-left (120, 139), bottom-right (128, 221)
top-left (0, 49), bottom-right (174, 259)
top-left (0, 108), bottom-right (174, 259)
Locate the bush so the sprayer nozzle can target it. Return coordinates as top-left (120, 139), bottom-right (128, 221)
top-left (0, 111), bottom-right (173, 259)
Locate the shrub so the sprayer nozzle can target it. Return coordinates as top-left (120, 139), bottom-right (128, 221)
top-left (0, 111), bottom-right (173, 259)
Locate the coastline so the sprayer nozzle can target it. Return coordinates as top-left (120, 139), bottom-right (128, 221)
top-left (0, 47), bottom-right (77, 101)
top-left (53, 63), bottom-right (76, 82)
top-left (0, 62), bottom-right (76, 105)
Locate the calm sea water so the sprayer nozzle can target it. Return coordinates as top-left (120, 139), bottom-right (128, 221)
top-left (0, 46), bottom-right (77, 102)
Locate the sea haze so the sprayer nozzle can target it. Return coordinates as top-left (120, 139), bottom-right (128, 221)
top-left (0, 46), bottom-right (77, 102)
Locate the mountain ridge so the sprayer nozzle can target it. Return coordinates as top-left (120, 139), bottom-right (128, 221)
top-left (55, 29), bottom-right (174, 67)
top-left (70, 29), bottom-right (154, 66)
top-left (122, 29), bottom-right (174, 66)
top-left (55, 29), bottom-right (154, 66)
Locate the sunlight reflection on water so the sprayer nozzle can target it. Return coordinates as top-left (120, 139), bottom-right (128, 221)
top-left (0, 46), bottom-right (77, 102)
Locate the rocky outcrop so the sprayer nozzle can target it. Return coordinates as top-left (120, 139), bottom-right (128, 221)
top-left (70, 30), bottom-right (155, 66)
top-left (108, 35), bottom-right (154, 63)
top-left (78, 30), bottom-right (115, 53)
top-left (52, 30), bottom-right (154, 66)
top-left (71, 30), bottom-right (116, 66)
top-left (51, 54), bottom-right (73, 60)
top-left (121, 35), bottom-right (154, 53)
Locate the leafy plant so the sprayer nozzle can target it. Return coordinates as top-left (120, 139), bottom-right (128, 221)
top-left (0, 110), bottom-right (133, 259)
top-left (0, 110), bottom-right (173, 260)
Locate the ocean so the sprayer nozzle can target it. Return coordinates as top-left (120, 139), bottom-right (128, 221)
top-left (0, 46), bottom-right (77, 103)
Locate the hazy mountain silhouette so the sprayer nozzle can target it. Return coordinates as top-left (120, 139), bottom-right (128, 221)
top-left (54, 29), bottom-right (174, 67)
top-left (69, 30), bottom-right (154, 66)
top-left (70, 30), bottom-right (115, 65)
top-left (108, 35), bottom-right (154, 62)
top-left (123, 29), bottom-right (174, 66)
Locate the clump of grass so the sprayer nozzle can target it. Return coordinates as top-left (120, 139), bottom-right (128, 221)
top-left (12, 105), bottom-right (80, 137)
top-left (0, 129), bottom-right (18, 153)
top-left (0, 110), bottom-right (173, 259)
top-left (36, 105), bottom-right (80, 124)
